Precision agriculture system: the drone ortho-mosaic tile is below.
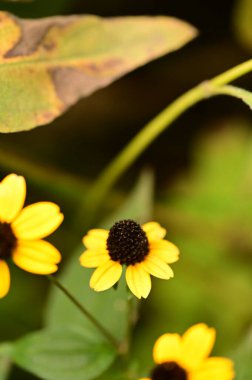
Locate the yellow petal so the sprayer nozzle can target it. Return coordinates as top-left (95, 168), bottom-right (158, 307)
top-left (13, 239), bottom-right (61, 276)
top-left (12, 252), bottom-right (58, 274)
top-left (180, 324), bottom-right (216, 371)
top-left (139, 378), bottom-right (151, 380)
top-left (189, 357), bottom-right (235, 380)
top-left (126, 264), bottom-right (151, 299)
top-left (142, 253), bottom-right (174, 279)
top-left (0, 260), bottom-right (10, 298)
top-left (150, 240), bottom-right (180, 263)
top-left (142, 222), bottom-right (166, 242)
top-left (12, 202), bottom-right (63, 239)
top-left (15, 239), bottom-right (61, 264)
top-left (90, 260), bottom-right (122, 291)
top-left (79, 249), bottom-right (110, 268)
top-left (82, 229), bottom-right (108, 250)
top-left (0, 174), bottom-right (26, 223)
top-left (153, 333), bottom-right (182, 364)
top-left (87, 229), bottom-right (109, 239)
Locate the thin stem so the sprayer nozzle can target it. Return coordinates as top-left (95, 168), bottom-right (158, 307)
top-left (118, 294), bottom-right (138, 379)
top-left (84, 58), bottom-right (252, 218)
top-left (126, 294), bottom-right (137, 354)
top-left (120, 294), bottom-right (135, 356)
top-left (211, 58), bottom-right (252, 86)
top-left (48, 275), bottom-right (120, 351)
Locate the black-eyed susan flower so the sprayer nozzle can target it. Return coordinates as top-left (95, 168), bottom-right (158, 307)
top-left (140, 323), bottom-right (235, 380)
top-left (0, 173), bottom-right (63, 298)
top-left (80, 219), bottom-right (179, 299)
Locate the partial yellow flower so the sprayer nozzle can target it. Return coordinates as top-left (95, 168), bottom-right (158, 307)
top-left (0, 173), bottom-right (64, 298)
top-left (80, 219), bottom-right (179, 299)
top-left (139, 323), bottom-right (235, 380)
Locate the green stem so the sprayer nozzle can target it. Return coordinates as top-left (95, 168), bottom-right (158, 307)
top-left (211, 59), bottom-right (252, 86)
top-left (120, 294), bottom-right (135, 356)
top-left (48, 275), bottom-right (120, 351)
top-left (118, 294), bottom-right (138, 379)
top-left (85, 58), bottom-right (252, 218)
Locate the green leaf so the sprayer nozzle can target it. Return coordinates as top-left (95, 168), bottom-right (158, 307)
top-left (0, 12), bottom-right (196, 133)
top-left (214, 85), bottom-right (252, 110)
top-left (102, 168), bottom-right (154, 228)
top-left (12, 326), bottom-right (116, 380)
top-left (0, 343), bottom-right (12, 380)
top-left (45, 170), bottom-right (154, 341)
top-left (150, 126), bottom-right (252, 349)
top-left (94, 359), bottom-right (132, 380)
top-left (46, 258), bottom-right (129, 341)
top-left (0, 265), bottom-right (48, 341)
top-left (231, 328), bottom-right (252, 380)
top-left (132, 126), bottom-right (252, 373)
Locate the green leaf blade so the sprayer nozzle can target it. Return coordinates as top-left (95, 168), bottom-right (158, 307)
top-left (0, 343), bottom-right (12, 380)
top-left (45, 170), bottom-right (154, 342)
top-left (231, 328), bottom-right (252, 380)
top-left (12, 327), bottom-right (116, 380)
top-left (0, 12), bottom-right (197, 132)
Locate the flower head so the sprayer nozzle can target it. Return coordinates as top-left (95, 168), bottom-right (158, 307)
top-left (140, 323), bottom-right (235, 380)
top-left (0, 173), bottom-right (64, 298)
top-left (80, 219), bottom-right (179, 299)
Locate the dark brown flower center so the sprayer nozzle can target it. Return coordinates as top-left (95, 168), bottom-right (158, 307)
top-left (151, 362), bottom-right (187, 380)
top-left (107, 220), bottom-right (149, 265)
top-left (0, 222), bottom-right (17, 260)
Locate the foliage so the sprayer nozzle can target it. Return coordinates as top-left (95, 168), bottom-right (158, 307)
top-left (12, 327), bottom-right (116, 380)
top-left (131, 126), bottom-right (252, 376)
top-left (0, 344), bottom-right (12, 380)
top-left (232, 328), bottom-right (252, 380)
top-left (0, 11), bottom-right (196, 132)
top-left (45, 170), bottom-right (153, 342)
top-left (2, 171), bottom-right (153, 380)
top-left (0, 2), bottom-right (252, 380)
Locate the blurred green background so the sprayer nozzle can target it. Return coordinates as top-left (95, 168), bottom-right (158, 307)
top-left (0, 0), bottom-right (252, 379)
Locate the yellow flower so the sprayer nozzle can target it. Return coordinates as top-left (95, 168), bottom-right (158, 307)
top-left (80, 219), bottom-right (179, 299)
top-left (0, 173), bottom-right (64, 298)
top-left (140, 323), bottom-right (235, 380)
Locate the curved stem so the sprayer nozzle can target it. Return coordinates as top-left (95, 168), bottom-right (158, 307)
top-left (84, 58), bottom-right (252, 218)
top-left (211, 59), bottom-right (252, 86)
top-left (48, 275), bottom-right (120, 351)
